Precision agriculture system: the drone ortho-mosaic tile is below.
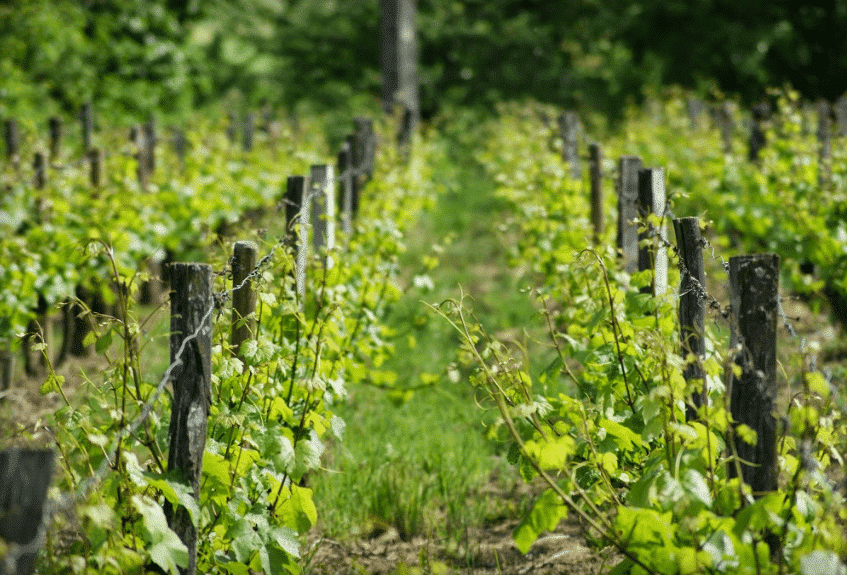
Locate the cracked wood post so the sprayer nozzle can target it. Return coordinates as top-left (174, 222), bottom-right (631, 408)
top-left (88, 147), bottom-right (103, 191)
top-left (337, 141), bottom-right (354, 239)
top-left (354, 117), bottom-right (375, 185)
top-left (381, 0), bottom-right (419, 134)
top-left (0, 448), bottom-right (56, 575)
top-left (637, 167), bottom-right (667, 295)
top-left (728, 254), bottom-right (779, 496)
top-left (166, 262), bottom-right (212, 575)
top-left (749, 103), bottom-right (769, 162)
top-left (309, 164), bottom-right (336, 263)
top-left (285, 175), bottom-right (309, 302)
top-left (49, 117), bottom-right (62, 160)
top-left (80, 101), bottom-right (93, 153)
top-left (0, 349), bottom-right (13, 392)
top-left (4, 119), bottom-right (19, 167)
top-left (558, 111), bottom-right (581, 180)
top-left (674, 217), bottom-right (706, 420)
top-left (231, 241), bottom-right (257, 363)
top-left (346, 134), bottom-right (361, 218)
top-left (143, 120), bottom-right (156, 177)
top-left (589, 143), bottom-right (603, 244)
top-left (617, 155), bottom-right (642, 274)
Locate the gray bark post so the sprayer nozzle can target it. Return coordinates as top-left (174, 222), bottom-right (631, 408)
top-left (718, 102), bottom-right (734, 155)
top-left (589, 143), bottom-right (603, 244)
top-left (130, 126), bottom-right (149, 192)
top-left (88, 148), bottom-right (102, 191)
top-left (4, 119), bottom-right (19, 166)
top-left (346, 135), bottom-right (361, 218)
top-left (559, 111), bottom-right (581, 180)
top-left (836, 95), bottom-right (847, 138)
top-left (637, 167), bottom-right (667, 295)
top-left (286, 176), bottom-right (309, 301)
top-left (165, 263), bottom-right (213, 575)
top-left (674, 217), bottom-right (706, 420)
top-left (0, 449), bottom-right (55, 575)
top-left (0, 349), bottom-right (13, 392)
top-left (309, 165), bottom-right (336, 258)
top-left (380, 0), bottom-right (419, 132)
top-left (687, 98), bottom-right (704, 130)
top-left (143, 120), bottom-right (156, 177)
top-left (48, 117), bottom-right (62, 160)
top-left (817, 100), bottom-right (832, 186)
top-left (33, 153), bottom-right (47, 209)
top-left (728, 254), bottom-right (779, 496)
top-left (243, 113), bottom-right (254, 153)
top-left (617, 155), bottom-right (643, 274)
top-left (749, 103), bottom-right (769, 162)
top-left (337, 142), bottom-right (354, 238)
top-left (354, 117), bottom-right (376, 184)
top-left (226, 112), bottom-right (238, 145)
top-left (80, 102), bottom-right (93, 153)
top-left (172, 129), bottom-right (187, 166)
top-left (231, 241), bottom-right (257, 362)
top-left (69, 285), bottom-right (93, 357)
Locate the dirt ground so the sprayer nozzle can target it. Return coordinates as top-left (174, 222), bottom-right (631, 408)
top-left (303, 517), bottom-right (613, 575)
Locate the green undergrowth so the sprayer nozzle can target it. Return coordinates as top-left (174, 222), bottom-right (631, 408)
top-left (312, 111), bottom-right (545, 549)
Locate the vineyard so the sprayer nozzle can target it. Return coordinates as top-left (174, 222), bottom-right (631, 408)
top-left (1, 89), bottom-right (847, 575)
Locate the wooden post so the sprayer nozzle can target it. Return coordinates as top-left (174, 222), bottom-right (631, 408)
top-left (165, 263), bottom-right (213, 575)
top-left (286, 176), bottom-right (309, 301)
top-left (0, 449), bottom-right (56, 575)
top-left (4, 119), bottom-right (19, 166)
top-left (80, 102), bottom-right (93, 153)
top-left (243, 113), bottom-right (254, 152)
top-left (354, 117), bottom-right (375, 184)
top-left (33, 152), bottom-right (46, 196)
top-left (674, 217), bottom-right (706, 420)
top-left (835, 95), bottom-right (847, 138)
top-left (48, 117), bottom-right (62, 160)
top-left (380, 0), bottom-right (419, 131)
top-left (617, 155), bottom-right (642, 274)
top-left (728, 254), bottom-right (779, 495)
top-left (309, 164), bottom-right (336, 258)
top-left (172, 129), bottom-right (187, 166)
top-left (143, 120), bottom-right (156, 177)
top-left (748, 103), bottom-right (769, 162)
top-left (817, 100), bottom-right (832, 186)
top-left (717, 102), bottom-right (734, 155)
top-left (131, 126), bottom-right (149, 192)
top-left (637, 167), bottom-right (667, 295)
top-left (231, 241), bottom-right (257, 361)
top-left (69, 286), bottom-right (93, 357)
top-left (559, 111), bottom-right (581, 180)
top-left (226, 112), bottom-right (238, 145)
top-left (346, 134), bottom-right (361, 217)
top-left (88, 148), bottom-right (102, 190)
top-left (0, 349), bottom-right (13, 392)
top-left (337, 141), bottom-right (354, 238)
top-left (589, 143), bottom-right (603, 244)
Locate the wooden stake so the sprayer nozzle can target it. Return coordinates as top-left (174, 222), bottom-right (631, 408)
top-left (637, 167), bottom-right (667, 295)
top-left (559, 111), bottom-right (581, 180)
top-left (166, 262), bottom-right (213, 575)
top-left (674, 217), bottom-right (706, 420)
top-left (589, 143), bottom-right (603, 243)
top-left (309, 164), bottom-right (336, 258)
top-left (81, 102), bottom-right (93, 153)
top-left (728, 254), bottom-right (779, 495)
top-left (337, 141), bottom-right (353, 238)
top-left (617, 155), bottom-right (642, 274)
top-left (48, 116), bottom-right (62, 160)
top-left (231, 241), bottom-right (258, 362)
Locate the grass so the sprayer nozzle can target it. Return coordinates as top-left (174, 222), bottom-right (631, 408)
top-left (311, 121), bottom-right (548, 549)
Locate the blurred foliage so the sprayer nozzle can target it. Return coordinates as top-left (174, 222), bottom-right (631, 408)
top-left (1, 0), bottom-right (844, 122)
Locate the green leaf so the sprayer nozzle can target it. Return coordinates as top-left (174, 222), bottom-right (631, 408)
top-left (269, 526), bottom-right (300, 558)
top-left (800, 551), bottom-right (847, 575)
top-left (599, 418), bottom-right (643, 451)
top-left (132, 495), bottom-right (189, 574)
top-left (513, 488), bottom-right (567, 554)
top-left (143, 470), bottom-right (201, 525)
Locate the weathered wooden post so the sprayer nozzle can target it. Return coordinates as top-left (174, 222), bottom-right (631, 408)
top-left (309, 164), bottom-right (336, 259)
top-left (286, 176), bottom-right (309, 301)
top-left (143, 120), bottom-right (156, 177)
top-left (226, 112), bottom-right (238, 145)
top-left (337, 141), bottom-right (354, 238)
top-left (748, 103), bottom-right (769, 162)
top-left (69, 286), bottom-right (94, 358)
top-left (4, 119), bottom-right (20, 167)
top-left (836, 95), bottom-right (847, 138)
top-left (380, 0), bottom-right (419, 135)
top-left (48, 117), bottom-right (62, 160)
top-left (674, 217), bottom-right (706, 420)
top-left (33, 152), bottom-right (47, 202)
top-left (243, 113), bottom-right (254, 152)
top-left (354, 117), bottom-right (376, 186)
top-left (637, 167), bottom-right (667, 295)
top-left (231, 241), bottom-right (257, 363)
top-left (172, 129), bottom-right (187, 167)
top-left (559, 111), bottom-right (581, 180)
top-left (817, 100), bottom-right (832, 186)
top-left (80, 101), bottom-right (93, 153)
top-left (718, 102), bottom-right (734, 155)
top-left (0, 449), bottom-right (56, 575)
top-left (88, 148), bottom-right (102, 190)
top-left (687, 98), bottom-right (704, 130)
top-left (589, 143), bottom-right (603, 244)
top-left (728, 254), bottom-right (779, 495)
top-left (346, 134), bottom-right (361, 217)
top-left (0, 349), bottom-right (13, 392)
top-left (130, 125), bottom-right (149, 192)
top-left (617, 155), bottom-right (642, 274)
top-left (165, 263), bottom-right (213, 575)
